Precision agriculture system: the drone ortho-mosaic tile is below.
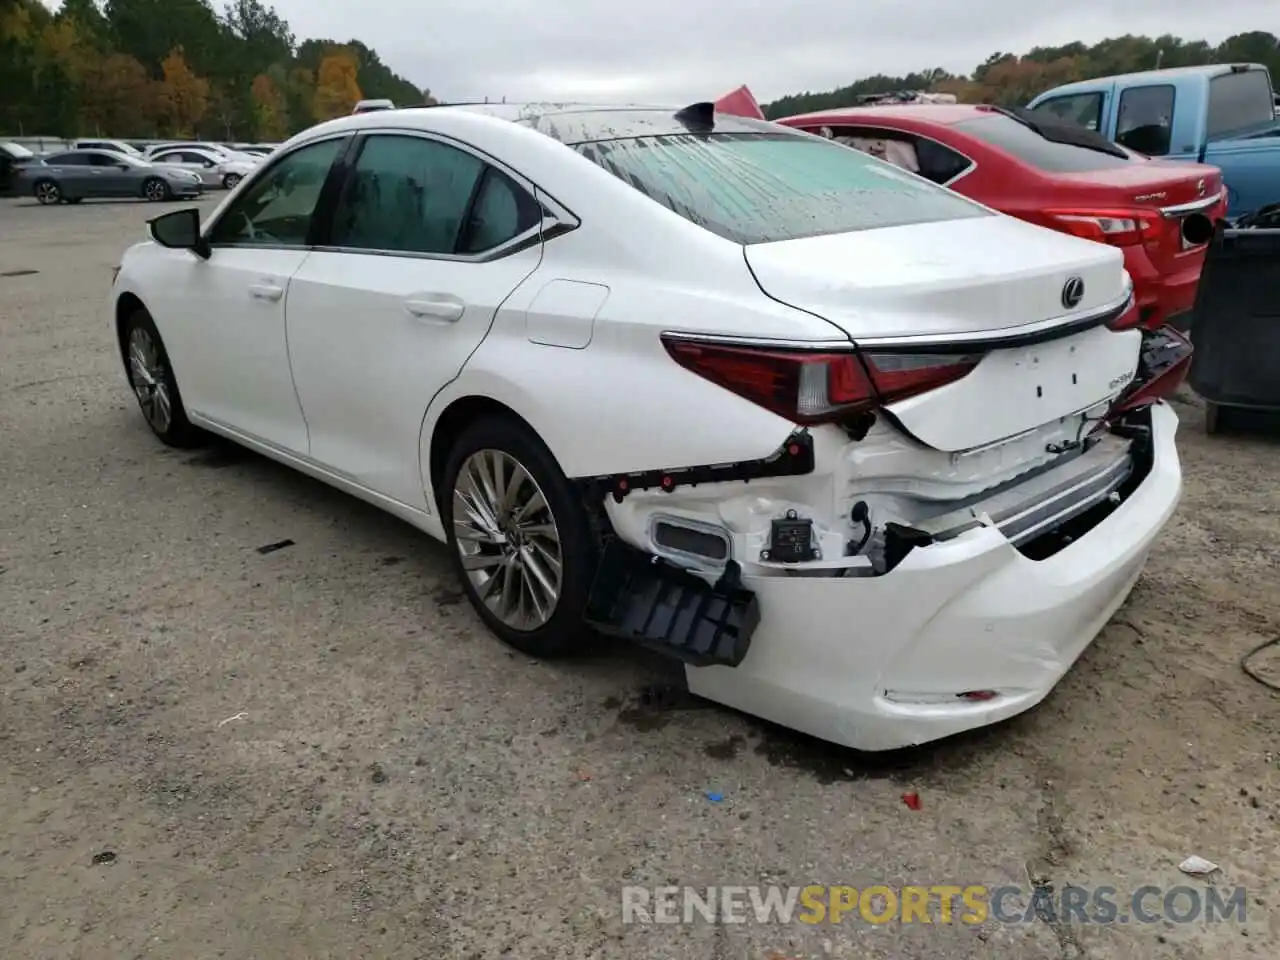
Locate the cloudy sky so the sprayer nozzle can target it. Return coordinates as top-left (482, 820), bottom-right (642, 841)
top-left (271, 0), bottom-right (1273, 104)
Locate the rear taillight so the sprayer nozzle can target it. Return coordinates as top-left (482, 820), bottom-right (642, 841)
top-left (1114, 326), bottom-right (1193, 413)
top-left (1047, 209), bottom-right (1161, 247)
top-left (660, 337), bottom-right (979, 424)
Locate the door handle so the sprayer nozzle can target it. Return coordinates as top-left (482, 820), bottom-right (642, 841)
top-left (248, 281), bottom-right (284, 302)
top-left (404, 295), bottom-right (465, 322)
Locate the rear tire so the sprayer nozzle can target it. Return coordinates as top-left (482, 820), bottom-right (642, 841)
top-left (121, 307), bottom-right (204, 448)
top-left (142, 177), bottom-right (170, 202)
top-left (440, 416), bottom-right (597, 658)
top-left (34, 180), bottom-right (60, 205)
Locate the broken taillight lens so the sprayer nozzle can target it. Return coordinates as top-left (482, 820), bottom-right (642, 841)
top-left (1114, 326), bottom-right (1193, 413)
top-left (660, 336), bottom-right (979, 424)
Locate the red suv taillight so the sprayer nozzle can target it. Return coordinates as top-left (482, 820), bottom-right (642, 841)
top-left (660, 336), bottom-right (980, 424)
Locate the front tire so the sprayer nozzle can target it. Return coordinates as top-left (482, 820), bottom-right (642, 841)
top-left (441, 416), bottom-right (597, 657)
top-left (34, 179), bottom-right (60, 205)
top-left (122, 308), bottom-right (203, 448)
top-left (222, 173), bottom-right (242, 190)
top-left (142, 177), bottom-right (170, 202)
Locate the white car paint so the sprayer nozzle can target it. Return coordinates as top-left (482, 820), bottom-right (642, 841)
top-left (147, 147), bottom-right (255, 188)
top-left (111, 104), bottom-right (1183, 751)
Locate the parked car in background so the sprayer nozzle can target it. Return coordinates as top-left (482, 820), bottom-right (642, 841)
top-left (146, 146), bottom-right (255, 189)
top-left (112, 102), bottom-right (1188, 751)
top-left (142, 142), bottom-right (263, 166)
top-left (352, 98), bottom-right (395, 114)
top-left (1027, 63), bottom-right (1280, 220)
top-left (19, 149), bottom-right (202, 204)
top-left (774, 103), bottom-right (1226, 330)
top-left (75, 138), bottom-right (145, 157)
top-left (1, 140), bottom-right (39, 196)
top-left (231, 142), bottom-right (280, 157)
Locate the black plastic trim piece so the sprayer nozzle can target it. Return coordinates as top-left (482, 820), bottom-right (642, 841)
top-left (599, 430), bottom-right (814, 502)
top-left (584, 540), bottom-right (758, 667)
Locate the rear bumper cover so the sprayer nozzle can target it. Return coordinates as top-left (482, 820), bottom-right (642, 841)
top-left (683, 402), bottom-right (1181, 752)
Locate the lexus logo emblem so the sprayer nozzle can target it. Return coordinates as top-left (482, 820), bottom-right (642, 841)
top-left (1061, 276), bottom-right (1085, 309)
top-left (1197, 178), bottom-right (1206, 197)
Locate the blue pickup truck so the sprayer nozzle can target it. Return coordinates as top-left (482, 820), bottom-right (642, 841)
top-left (1027, 63), bottom-right (1280, 220)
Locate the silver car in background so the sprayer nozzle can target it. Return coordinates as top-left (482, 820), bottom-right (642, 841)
top-left (145, 146), bottom-right (256, 189)
top-left (19, 149), bottom-right (203, 205)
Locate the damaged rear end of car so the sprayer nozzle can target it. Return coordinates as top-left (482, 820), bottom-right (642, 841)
top-left (554, 109), bottom-right (1188, 750)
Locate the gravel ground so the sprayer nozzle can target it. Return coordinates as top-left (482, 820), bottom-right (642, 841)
top-left (1, 196), bottom-right (1277, 960)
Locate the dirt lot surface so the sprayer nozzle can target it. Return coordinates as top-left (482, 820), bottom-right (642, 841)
top-left (1, 196), bottom-right (1277, 960)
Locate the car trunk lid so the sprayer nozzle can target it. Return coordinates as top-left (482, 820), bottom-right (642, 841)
top-left (1045, 161), bottom-right (1226, 273)
top-left (743, 215), bottom-right (1141, 451)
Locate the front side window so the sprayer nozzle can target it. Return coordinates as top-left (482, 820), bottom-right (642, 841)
top-left (330, 135), bottom-right (487, 255)
top-left (574, 131), bottom-right (987, 245)
top-left (208, 137), bottom-right (345, 247)
top-left (1115, 85), bottom-right (1175, 155)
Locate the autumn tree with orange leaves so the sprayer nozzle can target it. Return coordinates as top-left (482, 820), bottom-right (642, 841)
top-left (311, 50), bottom-right (362, 120)
top-left (155, 45), bottom-right (209, 135)
top-left (251, 73), bottom-right (289, 140)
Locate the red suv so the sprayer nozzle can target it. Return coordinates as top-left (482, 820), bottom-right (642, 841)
top-left (768, 104), bottom-right (1227, 330)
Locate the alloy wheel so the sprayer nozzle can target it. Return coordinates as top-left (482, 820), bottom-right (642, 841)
top-left (452, 449), bottom-right (563, 631)
top-left (128, 326), bottom-right (172, 433)
top-left (35, 181), bottom-right (60, 204)
top-left (224, 174), bottom-right (241, 189)
top-left (144, 179), bottom-right (167, 201)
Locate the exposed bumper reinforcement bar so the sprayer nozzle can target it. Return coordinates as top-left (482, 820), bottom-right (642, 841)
top-left (915, 433), bottom-right (1134, 547)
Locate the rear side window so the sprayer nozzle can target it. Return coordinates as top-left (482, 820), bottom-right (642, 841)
top-left (1208, 69), bottom-right (1276, 138)
top-left (46, 153), bottom-right (88, 166)
top-left (574, 131), bottom-right (986, 244)
top-left (330, 134), bottom-right (485, 255)
top-left (1115, 85), bottom-right (1174, 155)
top-left (1030, 93), bottom-right (1104, 132)
top-left (953, 115), bottom-right (1135, 172)
top-left (818, 126), bottom-right (973, 186)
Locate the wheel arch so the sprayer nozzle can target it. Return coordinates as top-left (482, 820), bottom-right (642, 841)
top-left (115, 291), bottom-right (148, 367)
top-left (426, 394), bottom-right (550, 512)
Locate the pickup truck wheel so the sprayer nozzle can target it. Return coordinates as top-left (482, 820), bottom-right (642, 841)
top-left (441, 416), bottom-right (596, 658)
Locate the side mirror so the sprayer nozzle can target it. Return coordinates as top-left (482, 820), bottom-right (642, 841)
top-left (149, 208), bottom-right (210, 259)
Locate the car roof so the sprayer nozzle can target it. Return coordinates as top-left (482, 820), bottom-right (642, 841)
top-left (1040, 63), bottom-right (1266, 96)
top-left (779, 104), bottom-right (993, 126)
top-left (323, 102), bottom-right (783, 145)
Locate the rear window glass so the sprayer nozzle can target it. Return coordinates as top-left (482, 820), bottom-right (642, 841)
top-left (574, 131), bottom-right (987, 245)
top-left (954, 114), bottom-right (1136, 172)
top-left (1207, 70), bottom-right (1276, 138)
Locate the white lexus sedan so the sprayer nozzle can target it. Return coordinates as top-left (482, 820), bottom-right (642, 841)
top-left (110, 103), bottom-right (1192, 751)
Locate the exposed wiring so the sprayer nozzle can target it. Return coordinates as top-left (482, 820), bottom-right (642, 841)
top-left (1241, 636), bottom-right (1280, 692)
